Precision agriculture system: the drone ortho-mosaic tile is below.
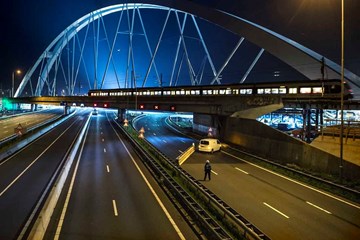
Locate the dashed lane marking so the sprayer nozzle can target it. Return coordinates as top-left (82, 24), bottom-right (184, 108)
top-left (112, 200), bottom-right (119, 216)
top-left (306, 201), bottom-right (332, 214)
top-left (235, 167), bottom-right (249, 175)
top-left (263, 202), bottom-right (290, 219)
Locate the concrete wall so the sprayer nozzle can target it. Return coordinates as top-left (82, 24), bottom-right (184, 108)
top-left (193, 113), bottom-right (219, 138)
top-left (221, 117), bottom-right (360, 181)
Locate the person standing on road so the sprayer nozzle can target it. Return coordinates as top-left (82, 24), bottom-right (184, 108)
top-left (204, 160), bottom-right (212, 181)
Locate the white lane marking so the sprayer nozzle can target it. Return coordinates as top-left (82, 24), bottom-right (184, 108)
top-left (111, 122), bottom-right (186, 240)
top-left (112, 200), bottom-right (119, 216)
top-left (263, 202), bottom-right (290, 219)
top-left (106, 165), bottom-right (110, 173)
top-left (306, 201), bottom-right (332, 214)
top-left (104, 148), bottom-right (106, 153)
top-left (162, 140), bottom-right (167, 143)
top-left (102, 138), bottom-right (104, 142)
top-left (211, 170), bottom-right (218, 175)
top-left (181, 140), bottom-right (186, 143)
top-left (235, 167), bottom-right (249, 175)
top-left (0, 121), bottom-right (77, 197)
top-left (101, 132), bottom-right (103, 135)
top-left (178, 150), bottom-right (183, 154)
top-left (54, 121), bottom-right (90, 240)
top-left (153, 133), bottom-right (156, 136)
top-left (223, 151), bottom-right (360, 210)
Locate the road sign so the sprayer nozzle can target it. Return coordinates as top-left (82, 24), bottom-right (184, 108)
top-left (14, 123), bottom-right (27, 136)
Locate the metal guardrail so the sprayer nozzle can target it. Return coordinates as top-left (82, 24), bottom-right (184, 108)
top-left (321, 123), bottom-right (360, 142)
top-left (116, 121), bottom-right (269, 240)
top-left (0, 111), bottom-right (77, 161)
top-left (177, 144), bottom-right (196, 165)
top-left (0, 116), bottom-right (59, 146)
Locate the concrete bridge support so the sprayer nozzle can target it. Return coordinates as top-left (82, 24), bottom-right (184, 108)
top-left (221, 116), bottom-right (360, 181)
top-left (63, 106), bottom-right (71, 115)
top-left (117, 108), bottom-right (126, 122)
top-left (192, 113), bottom-right (225, 138)
top-left (31, 104), bottom-right (38, 112)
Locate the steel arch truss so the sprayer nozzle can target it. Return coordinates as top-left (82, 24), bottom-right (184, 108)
top-left (15, 1), bottom-right (360, 98)
top-left (16, 3), bottom-right (232, 97)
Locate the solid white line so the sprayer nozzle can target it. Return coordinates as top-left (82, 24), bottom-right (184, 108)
top-left (0, 121), bottom-right (77, 197)
top-left (106, 165), bottom-right (110, 173)
top-left (54, 122), bottom-right (90, 240)
top-left (211, 170), bottom-right (218, 175)
top-left (263, 202), bottom-right (290, 219)
top-left (235, 167), bottom-right (249, 175)
top-left (112, 200), bottom-right (119, 216)
top-left (306, 201), bottom-right (332, 214)
top-left (223, 151), bottom-right (360, 210)
top-left (111, 122), bottom-right (186, 240)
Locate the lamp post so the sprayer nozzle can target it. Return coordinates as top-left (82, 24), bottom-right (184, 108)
top-left (339, 0), bottom-right (344, 180)
top-left (12, 69), bottom-right (21, 97)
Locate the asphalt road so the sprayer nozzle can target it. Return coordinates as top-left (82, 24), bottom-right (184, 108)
top-left (0, 108), bottom-right (89, 239)
top-left (133, 113), bottom-right (196, 158)
top-left (134, 112), bottom-right (360, 240)
top-left (0, 108), bottom-right (64, 141)
top-left (44, 109), bottom-right (198, 240)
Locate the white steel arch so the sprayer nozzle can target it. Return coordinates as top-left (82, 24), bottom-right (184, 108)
top-left (15, 0), bottom-right (360, 98)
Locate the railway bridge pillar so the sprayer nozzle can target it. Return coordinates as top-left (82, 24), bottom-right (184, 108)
top-left (117, 108), bottom-right (126, 122)
top-left (63, 106), bottom-right (71, 115)
top-left (31, 104), bottom-right (38, 112)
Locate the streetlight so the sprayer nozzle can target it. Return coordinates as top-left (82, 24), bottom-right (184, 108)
top-left (339, 0), bottom-right (344, 180)
top-left (12, 69), bottom-right (21, 97)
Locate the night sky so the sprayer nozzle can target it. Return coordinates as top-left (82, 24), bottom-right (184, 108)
top-left (1, 0), bottom-right (359, 91)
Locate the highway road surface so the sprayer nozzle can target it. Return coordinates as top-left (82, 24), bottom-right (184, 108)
top-left (44, 109), bottom-right (198, 240)
top-left (0, 108), bottom-right (64, 142)
top-left (134, 112), bottom-right (360, 240)
top-left (0, 108), bottom-right (89, 239)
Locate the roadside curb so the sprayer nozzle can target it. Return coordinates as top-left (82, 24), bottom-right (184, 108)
top-left (18, 113), bottom-right (91, 240)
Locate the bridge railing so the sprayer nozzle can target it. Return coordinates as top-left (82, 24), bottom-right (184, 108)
top-left (321, 120), bottom-right (360, 142)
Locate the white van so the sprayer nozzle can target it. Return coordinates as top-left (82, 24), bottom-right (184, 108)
top-left (198, 138), bottom-right (221, 153)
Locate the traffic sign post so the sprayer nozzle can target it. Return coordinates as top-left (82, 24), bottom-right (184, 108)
top-left (138, 127), bottom-right (145, 139)
top-left (14, 123), bottom-right (27, 136)
top-left (123, 119), bottom-right (129, 127)
top-left (208, 127), bottom-right (213, 137)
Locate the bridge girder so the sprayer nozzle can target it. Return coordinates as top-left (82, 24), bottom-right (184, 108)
top-left (15, 0), bottom-right (360, 99)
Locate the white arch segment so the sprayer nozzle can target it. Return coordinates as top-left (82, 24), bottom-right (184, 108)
top-left (16, 0), bottom-right (360, 98)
